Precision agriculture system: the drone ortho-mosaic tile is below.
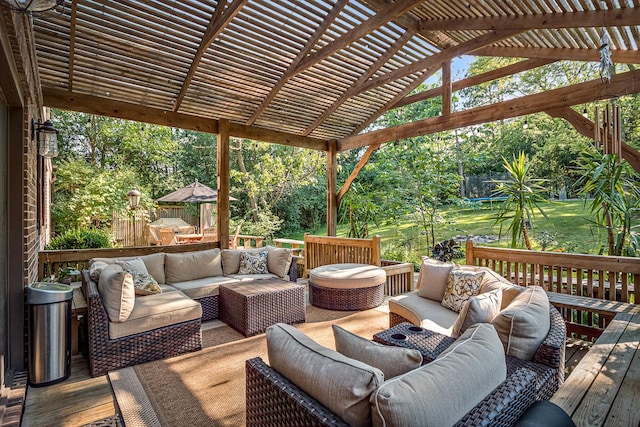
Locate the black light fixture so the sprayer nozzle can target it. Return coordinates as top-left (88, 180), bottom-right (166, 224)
top-left (1, 0), bottom-right (58, 12)
top-left (127, 187), bottom-right (141, 210)
top-left (32, 119), bottom-right (59, 158)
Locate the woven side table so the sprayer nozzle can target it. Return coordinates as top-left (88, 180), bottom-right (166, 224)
top-left (373, 322), bottom-right (456, 364)
top-left (219, 280), bottom-right (306, 337)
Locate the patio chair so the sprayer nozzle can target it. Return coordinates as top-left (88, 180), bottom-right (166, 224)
top-left (201, 228), bottom-right (218, 243)
top-left (159, 228), bottom-right (177, 245)
top-left (229, 225), bottom-right (241, 249)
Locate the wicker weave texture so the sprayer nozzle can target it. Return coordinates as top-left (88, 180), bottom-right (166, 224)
top-left (246, 358), bottom-right (350, 427)
top-left (309, 282), bottom-right (384, 311)
top-left (219, 281), bottom-right (305, 337)
top-left (84, 279), bottom-right (202, 377)
top-left (533, 305), bottom-right (566, 386)
top-left (195, 295), bottom-right (219, 321)
top-left (373, 323), bottom-right (456, 363)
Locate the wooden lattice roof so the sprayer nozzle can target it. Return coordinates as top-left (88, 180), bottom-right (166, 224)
top-left (32, 0), bottom-right (640, 150)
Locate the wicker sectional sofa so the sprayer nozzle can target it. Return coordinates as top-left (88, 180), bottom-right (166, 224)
top-left (82, 246), bottom-right (300, 376)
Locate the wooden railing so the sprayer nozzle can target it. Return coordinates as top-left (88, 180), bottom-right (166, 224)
top-left (38, 242), bottom-right (219, 280)
top-left (466, 241), bottom-right (640, 340)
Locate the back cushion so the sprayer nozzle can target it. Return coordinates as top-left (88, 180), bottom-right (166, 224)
top-left (452, 289), bottom-right (502, 337)
top-left (267, 323), bottom-right (383, 427)
top-left (491, 286), bottom-right (550, 360)
top-left (371, 323), bottom-right (506, 427)
top-left (165, 249), bottom-right (223, 284)
top-left (97, 264), bottom-right (135, 323)
top-left (267, 248), bottom-right (293, 278)
top-left (416, 257), bottom-right (455, 301)
top-left (90, 252), bottom-right (166, 284)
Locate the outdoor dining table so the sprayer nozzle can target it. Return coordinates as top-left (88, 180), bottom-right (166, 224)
top-left (175, 233), bottom-right (203, 244)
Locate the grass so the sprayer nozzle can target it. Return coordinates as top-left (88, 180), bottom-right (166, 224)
top-left (281, 199), bottom-right (608, 264)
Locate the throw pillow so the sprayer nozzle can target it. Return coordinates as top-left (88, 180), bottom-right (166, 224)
top-left (238, 251), bottom-right (269, 275)
top-left (125, 269), bottom-right (162, 296)
top-left (221, 247), bottom-right (272, 275)
top-left (371, 323), bottom-right (506, 427)
top-left (416, 257), bottom-right (456, 301)
top-left (267, 323), bottom-right (383, 427)
top-left (491, 286), bottom-right (550, 360)
top-left (89, 260), bottom-right (109, 282)
top-left (332, 325), bottom-right (422, 379)
top-left (266, 248), bottom-right (293, 278)
top-left (452, 289), bottom-right (502, 337)
top-left (97, 264), bottom-right (135, 323)
top-left (441, 270), bottom-right (485, 312)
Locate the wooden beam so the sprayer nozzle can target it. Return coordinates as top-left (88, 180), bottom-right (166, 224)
top-left (43, 89), bottom-right (327, 150)
top-left (350, 29), bottom-right (521, 135)
top-left (337, 143), bottom-right (381, 206)
top-left (217, 119), bottom-right (230, 249)
top-left (474, 46), bottom-right (640, 64)
top-left (303, 30), bottom-right (414, 136)
top-left (393, 58), bottom-right (555, 109)
top-left (174, 0), bottom-right (247, 111)
top-left (245, 0), bottom-right (349, 126)
top-left (0, 9), bottom-right (24, 106)
top-left (546, 107), bottom-right (640, 173)
top-left (419, 8), bottom-right (640, 31)
top-left (327, 140), bottom-right (338, 237)
top-left (339, 69), bottom-right (640, 150)
top-left (68, 0), bottom-right (77, 91)
top-left (441, 60), bottom-right (451, 115)
top-left (293, 0), bottom-right (423, 75)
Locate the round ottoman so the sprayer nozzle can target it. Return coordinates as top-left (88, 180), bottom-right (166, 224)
top-left (308, 263), bottom-right (386, 311)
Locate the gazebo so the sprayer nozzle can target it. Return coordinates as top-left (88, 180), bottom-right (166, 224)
top-left (1, 0), bottom-right (640, 421)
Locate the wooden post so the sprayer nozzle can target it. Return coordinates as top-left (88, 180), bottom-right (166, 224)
top-left (442, 60), bottom-right (452, 116)
top-left (371, 235), bottom-right (381, 266)
top-left (466, 240), bottom-right (476, 265)
top-left (327, 139), bottom-right (338, 237)
top-left (217, 119), bottom-right (230, 248)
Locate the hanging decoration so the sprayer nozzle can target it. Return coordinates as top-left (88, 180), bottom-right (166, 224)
top-left (598, 3), bottom-right (615, 83)
top-left (594, 103), bottom-right (622, 161)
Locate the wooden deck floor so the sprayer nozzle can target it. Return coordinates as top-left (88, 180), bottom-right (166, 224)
top-left (20, 338), bottom-right (591, 427)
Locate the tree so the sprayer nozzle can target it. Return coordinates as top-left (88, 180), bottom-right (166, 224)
top-left (493, 151), bottom-right (550, 249)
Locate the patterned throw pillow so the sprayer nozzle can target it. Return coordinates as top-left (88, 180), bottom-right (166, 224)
top-left (125, 269), bottom-right (162, 296)
top-left (441, 270), bottom-right (485, 312)
top-left (238, 251), bottom-right (269, 275)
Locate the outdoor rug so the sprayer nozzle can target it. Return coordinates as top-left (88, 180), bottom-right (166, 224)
top-left (109, 302), bottom-right (390, 426)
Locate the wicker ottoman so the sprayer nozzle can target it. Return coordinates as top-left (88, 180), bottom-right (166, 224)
top-left (219, 280), bottom-right (306, 337)
top-left (309, 263), bottom-right (386, 311)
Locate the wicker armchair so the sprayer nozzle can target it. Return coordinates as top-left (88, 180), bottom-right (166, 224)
top-left (81, 271), bottom-right (202, 377)
top-left (246, 357), bottom-right (538, 427)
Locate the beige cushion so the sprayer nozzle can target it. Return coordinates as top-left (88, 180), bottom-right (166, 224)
top-left (221, 247), bottom-right (270, 275)
top-left (416, 257), bottom-right (455, 301)
top-left (89, 260), bottom-right (109, 282)
top-left (267, 248), bottom-right (293, 278)
top-left (452, 289), bottom-right (502, 337)
top-left (97, 264), bottom-right (135, 323)
top-left (309, 263), bottom-right (386, 289)
top-left (165, 248), bottom-right (223, 284)
top-left (266, 323), bottom-right (383, 427)
top-left (225, 273), bottom-right (280, 281)
top-left (108, 291), bottom-right (202, 339)
top-left (441, 269), bottom-right (485, 312)
top-left (333, 325), bottom-right (422, 379)
top-left (91, 253), bottom-right (166, 284)
top-left (114, 257), bottom-right (148, 274)
top-left (479, 269), bottom-right (525, 309)
top-left (388, 292), bottom-right (459, 336)
top-left (491, 286), bottom-right (550, 360)
top-left (371, 323), bottom-right (506, 427)
top-left (170, 276), bottom-right (239, 299)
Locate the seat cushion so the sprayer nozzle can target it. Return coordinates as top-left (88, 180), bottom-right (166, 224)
top-left (492, 286), bottom-right (550, 360)
top-left (170, 276), bottom-right (240, 299)
top-left (225, 273), bottom-right (280, 281)
top-left (109, 291), bottom-right (202, 339)
top-left (371, 323), bottom-right (506, 427)
top-left (416, 257), bottom-right (456, 301)
top-left (309, 263), bottom-right (386, 289)
top-left (388, 292), bottom-right (459, 336)
top-left (266, 323), bottom-right (383, 427)
top-left (333, 325), bottom-right (422, 379)
top-left (98, 264), bottom-right (135, 323)
top-left (165, 248), bottom-right (223, 284)
top-left (91, 253), bottom-right (166, 285)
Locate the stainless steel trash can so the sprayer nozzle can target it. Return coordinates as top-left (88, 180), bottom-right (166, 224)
top-left (27, 282), bottom-right (73, 386)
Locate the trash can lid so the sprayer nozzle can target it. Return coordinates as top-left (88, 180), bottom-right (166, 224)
top-left (27, 282), bottom-right (74, 304)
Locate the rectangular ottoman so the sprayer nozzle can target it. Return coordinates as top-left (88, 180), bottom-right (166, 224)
top-left (219, 280), bottom-right (306, 336)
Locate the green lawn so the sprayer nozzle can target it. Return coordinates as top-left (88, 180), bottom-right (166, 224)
top-left (282, 199), bottom-right (606, 264)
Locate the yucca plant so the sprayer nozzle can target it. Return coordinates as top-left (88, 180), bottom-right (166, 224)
top-left (492, 151), bottom-right (550, 250)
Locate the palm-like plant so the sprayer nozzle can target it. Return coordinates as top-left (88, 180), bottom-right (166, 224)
top-left (493, 151), bottom-right (549, 249)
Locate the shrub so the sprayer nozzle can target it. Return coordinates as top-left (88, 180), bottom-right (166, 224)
top-left (46, 228), bottom-right (113, 250)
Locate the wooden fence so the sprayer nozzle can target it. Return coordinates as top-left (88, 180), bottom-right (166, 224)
top-left (466, 241), bottom-right (639, 340)
top-left (112, 206), bottom-right (199, 247)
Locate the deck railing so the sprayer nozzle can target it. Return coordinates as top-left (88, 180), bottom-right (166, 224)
top-left (466, 241), bottom-right (639, 340)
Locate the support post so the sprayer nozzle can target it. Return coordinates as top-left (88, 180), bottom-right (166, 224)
top-left (327, 139), bottom-right (338, 237)
top-left (442, 60), bottom-right (452, 116)
top-left (466, 240), bottom-right (476, 266)
top-left (217, 119), bottom-right (230, 248)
